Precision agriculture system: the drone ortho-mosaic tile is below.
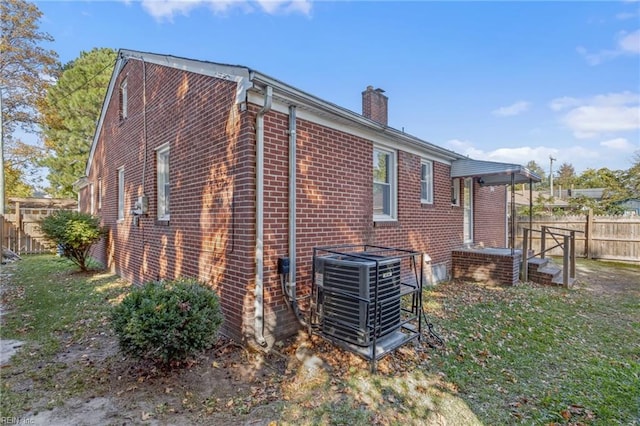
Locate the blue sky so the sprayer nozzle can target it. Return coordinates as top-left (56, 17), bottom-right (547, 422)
top-left (36, 0), bottom-right (640, 176)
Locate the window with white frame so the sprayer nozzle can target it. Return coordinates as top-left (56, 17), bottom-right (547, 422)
top-left (118, 167), bottom-right (124, 220)
top-left (451, 177), bottom-right (460, 206)
top-left (373, 147), bottom-right (396, 220)
top-left (119, 78), bottom-right (128, 121)
top-left (420, 160), bottom-right (433, 204)
top-left (90, 183), bottom-right (95, 214)
top-left (157, 144), bottom-right (170, 220)
top-left (98, 178), bottom-right (102, 211)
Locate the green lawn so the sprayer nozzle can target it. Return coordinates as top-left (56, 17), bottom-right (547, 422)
top-left (420, 268), bottom-right (640, 425)
top-left (0, 255), bottom-right (130, 415)
top-left (1, 255), bottom-right (638, 425)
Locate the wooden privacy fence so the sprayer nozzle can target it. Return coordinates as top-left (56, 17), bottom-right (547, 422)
top-left (1, 197), bottom-right (77, 256)
top-left (513, 213), bottom-right (640, 263)
top-left (1, 215), bottom-right (52, 255)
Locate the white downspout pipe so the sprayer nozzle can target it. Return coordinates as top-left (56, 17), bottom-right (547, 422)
top-left (254, 86), bottom-right (272, 347)
top-left (287, 105), bottom-right (303, 321)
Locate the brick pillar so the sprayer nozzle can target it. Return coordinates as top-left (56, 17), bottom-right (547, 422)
top-left (362, 86), bottom-right (388, 126)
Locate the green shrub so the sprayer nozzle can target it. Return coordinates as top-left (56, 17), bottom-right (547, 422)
top-left (39, 210), bottom-right (106, 271)
top-left (111, 278), bottom-right (224, 365)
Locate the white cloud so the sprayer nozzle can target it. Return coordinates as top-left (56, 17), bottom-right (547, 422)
top-left (618, 29), bottom-right (640, 54)
top-left (563, 105), bottom-right (639, 138)
top-left (578, 28), bottom-right (640, 65)
top-left (140, 0), bottom-right (203, 21)
top-left (491, 101), bottom-right (531, 117)
top-left (549, 96), bottom-right (581, 111)
top-left (600, 137), bottom-right (637, 151)
top-left (549, 91), bottom-right (640, 138)
top-left (616, 11), bottom-right (638, 20)
top-left (257, 0), bottom-right (311, 14)
top-left (446, 140), bottom-right (602, 172)
top-left (140, 0), bottom-right (311, 21)
top-left (446, 140), bottom-right (558, 165)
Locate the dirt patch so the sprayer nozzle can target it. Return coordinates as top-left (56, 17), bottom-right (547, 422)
top-left (20, 336), bottom-right (288, 425)
top-left (574, 259), bottom-right (640, 296)
top-left (0, 262), bottom-right (25, 368)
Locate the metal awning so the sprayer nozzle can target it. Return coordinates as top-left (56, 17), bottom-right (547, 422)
top-left (451, 158), bottom-right (541, 254)
top-left (450, 159), bottom-right (541, 185)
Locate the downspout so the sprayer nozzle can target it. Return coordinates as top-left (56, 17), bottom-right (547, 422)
top-left (287, 105), bottom-right (306, 325)
top-left (254, 86), bottom-right (272, 347)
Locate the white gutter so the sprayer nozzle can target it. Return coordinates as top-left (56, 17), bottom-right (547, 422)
top-left (254, 86), bottom-right (272, 347)
top-left (249, 72), bottom-right (463, 162)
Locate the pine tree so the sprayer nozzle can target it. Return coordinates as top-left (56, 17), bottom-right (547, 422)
top-left (39, 48), bottom-right (117, 197)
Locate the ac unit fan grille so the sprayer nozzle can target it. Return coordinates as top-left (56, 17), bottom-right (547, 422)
top-left (317, 256), bottom-right (401, 347)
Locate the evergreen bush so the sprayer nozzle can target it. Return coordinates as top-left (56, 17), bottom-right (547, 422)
top-left (111, 278), bottom-right (224, 365)
top-left (39, 210), bottom-right (105, 271)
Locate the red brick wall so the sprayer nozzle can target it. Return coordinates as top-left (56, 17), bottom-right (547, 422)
top-left (87, 60), bottom-right (256, 342)
top-left (260, 113), bottom-right (467, 341)
top-left (474, 183), bottom-right (507, 247)
top-left (86, 59), bottom-right (509, 345)
top-left (451, 248), bottom-right (521, 285)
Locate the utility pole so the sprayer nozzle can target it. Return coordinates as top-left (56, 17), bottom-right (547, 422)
top-left (549, 155), bottom-right (556, 198)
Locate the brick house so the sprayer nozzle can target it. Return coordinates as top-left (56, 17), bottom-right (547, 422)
top-left (77, 49), bottom-right (538, 347)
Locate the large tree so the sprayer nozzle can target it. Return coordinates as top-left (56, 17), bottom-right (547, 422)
top-left (0, 0), bottom-right (59, 198)
top-left (555, 162), bottom-right (575, 191)
top-left (39, 48), bottom-right (116, 197)
top-left (524, 160), bottom-right (546, 189)
top-left (624, 151), bottom-right (640, 198)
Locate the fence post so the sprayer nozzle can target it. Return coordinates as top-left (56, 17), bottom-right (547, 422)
top-left (563, 235), bottom-right (569, 287)
top-left (585, 209), bottom-right (593, 259)
top-left (521, 228), bottom-right (529, 282)
top-left (541, 226), bottom-right (547, 259)
top-left (16, 200), bottom-right (21, 255)
top-left (570, 231), bottom-right (576, 279)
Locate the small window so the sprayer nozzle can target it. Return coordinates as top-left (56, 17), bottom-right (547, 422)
top-left (421, 160), bottom-right (433, 204)
top-left (451, 178), bottom-right (460, 206)
top-left (118, 167), bottom-right (125, 220)
top-left (90, 183), bottom-right (95, 214)
top-left (157, 144), bottom-right (170, 220)
top-left (98, 178), bottom-right (102, 211)
top-left (119, 78), bottom-right (128, 121)
top-left (373, 147), bottom-right (396, 220)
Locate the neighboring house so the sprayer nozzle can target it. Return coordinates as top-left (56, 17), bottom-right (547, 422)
top-left (558, 188), bottom-right (604, 200)
top-left (508, 188), bottom-right (569, 211)
top-left (76, 49), bottom-right (538, 347)
top-left (616, 198), bottom-right (640, 215)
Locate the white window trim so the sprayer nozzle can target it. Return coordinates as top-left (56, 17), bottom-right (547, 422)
top-left (420, 159), bottom-right (434, 204)
top-left (373, 146), bottom-right (397, 222)
top-left (451, 177), bottom-right (460, 206)
top-left (98, 178), bottom-right (102, 211)
top-left (117, 167), bottom-right (125, 221)
top-left (156, 144), bottom-right (170, 221)
top-left (90, 183), bottom-right (95, 215)
top-left (463, 177), bottom-right (474, 244)
top-left (120, 78), bottom-right (128, 120)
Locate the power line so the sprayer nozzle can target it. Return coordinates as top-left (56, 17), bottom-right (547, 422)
top-left (52, 58), bottom-right (116, 101)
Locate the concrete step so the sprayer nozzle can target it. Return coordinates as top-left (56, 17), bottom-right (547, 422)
top-left (551, 273), bottom-right (576, 288)
top-left (537, 264), bottom-right (561, 277)
top-left (525, 258), bottom-right (568, 286)
top-left (526, 257), bottom-right (549, 269)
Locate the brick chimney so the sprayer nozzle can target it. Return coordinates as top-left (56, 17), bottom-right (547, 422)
top-left (362, 86), bottom-right (388, 126)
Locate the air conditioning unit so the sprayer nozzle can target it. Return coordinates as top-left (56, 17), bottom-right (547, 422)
top-left (315, 254), bottom-right (401, 347)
